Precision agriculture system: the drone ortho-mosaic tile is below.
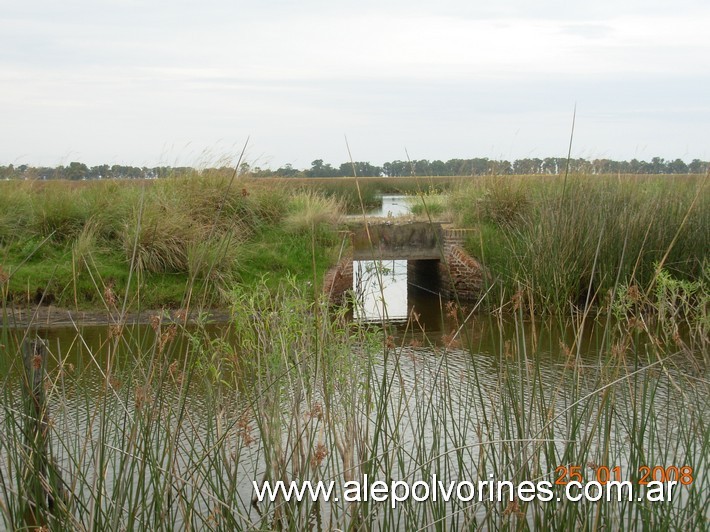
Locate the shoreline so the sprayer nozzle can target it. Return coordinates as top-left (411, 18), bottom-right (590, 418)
top-left (1, 305), bottom-right (233, 329)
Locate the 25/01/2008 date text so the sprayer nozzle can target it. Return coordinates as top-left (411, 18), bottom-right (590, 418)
top-left (555, 465), bottom-right (694, 485)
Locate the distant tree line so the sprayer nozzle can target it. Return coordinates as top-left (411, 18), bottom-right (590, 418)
top-left (1, 156), bottom-right (708, 180)
top-left (0, 163), bottom-right (202, 181)
top-left (258, 157), bottom-right (709, 177)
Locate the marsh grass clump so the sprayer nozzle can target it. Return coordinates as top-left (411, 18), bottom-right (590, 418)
top-left (451, 175), bottom-right (709, 313)
top-left (407, 188), bottom-right (447, 218)
top-left (244, 183), bottom-right (291, 224)
top-left (118, 174), bottom-right (267, 303)
top-left (123, 197), bottom-right (196, 275)
top-left (478, 183), bottom-right (531, 228)
top-left (283, 190), bottom-right (345, 235)
top-left (30, 183), bottom-right (92, 241)
top-left (71, 219), bottom-right (102, 274)
top-left (0, 183), bottom-right (33, 244)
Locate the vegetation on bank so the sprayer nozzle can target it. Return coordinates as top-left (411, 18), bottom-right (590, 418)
top-left (449, 174), bottom-right (708, 314)
top-left (0, 175), bottom-right (347, 309)
top-left (0, 172), bottom-right (707, 315)
top-left (0, 171), bottom-right (707, 530)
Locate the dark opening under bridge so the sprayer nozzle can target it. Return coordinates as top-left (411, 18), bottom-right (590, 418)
top-left (324, 220), bottom-right (488, 304)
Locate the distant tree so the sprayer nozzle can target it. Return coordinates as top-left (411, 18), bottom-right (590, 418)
top-left (411, 160), bottom-right (431, 176)
top-left (688, 159), bottom-right (708, 174)
top-left (338, 162), bottom-right (353, 177)
top-left (490, 159), bottom-right (513, 175)
top-left (90, 164), bottom-right (110, 179)
top-left (251, 166), bottom-right (273, 177)
top-left (338, 161), bottom-right (381, 177)
top-left (62, 161), bottom-right (89, 180)
top-left (6, 156), bottom-right (707, 181)
top-left (470, 158), bottom-right (492, 175)
top-left (238, 162), bottom-right (251, 176)
top-left (428, 160), bottom-right (447, 176)
top-left (667, 158), bottom-right (688, 174)
top-left (0, 165), bottom-right (14, 179)
top-left (382, 160), bottom-right (409, 177)
top-left (305, 159), bottom-right (338, 177)
top-left (514, 158), bottom-right (540, 174)
top-left (444, 159), bottom-right (467, 175)
top-left (111, 165), bottom-right (125, 178)
top-left (649, 157), bottom-right (666, 173)
top-left (541, 157), bottom-right (558, 174)
top-left (274, 163), bottom-right (302, 177)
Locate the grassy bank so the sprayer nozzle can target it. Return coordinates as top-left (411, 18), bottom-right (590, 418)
top-left (254, 176), bottom-right (461, 211)
top-left (1, 173), bottom-right (707, 315)
top-left (1, 169), bottom-right (707, 528)
top-left (0, 174), bottom-right (348, 309)
top-left (448, 174), bottom-right (709, 314)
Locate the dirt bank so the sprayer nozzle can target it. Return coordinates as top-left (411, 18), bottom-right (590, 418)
top-left (1, 305), bottom-right (233, 329)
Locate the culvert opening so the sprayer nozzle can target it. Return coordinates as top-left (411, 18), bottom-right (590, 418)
top-left (353, 259), bottom-right (443, 325)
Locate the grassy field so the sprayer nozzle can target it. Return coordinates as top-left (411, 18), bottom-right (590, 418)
top-left (0, 172), bottom-right (707, 315)
top-left (0, 175), bottom-right (348, 309)
top-left (0, 173), bottom-right (459, 311)
top-left (0, 172), bottom-right (708, 529)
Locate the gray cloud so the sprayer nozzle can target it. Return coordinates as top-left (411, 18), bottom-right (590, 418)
top-left (1, 0), bottom-right (708, 166)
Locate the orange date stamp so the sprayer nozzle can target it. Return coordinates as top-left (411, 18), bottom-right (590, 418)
top-left (554, 464), bottom-right (694, 486)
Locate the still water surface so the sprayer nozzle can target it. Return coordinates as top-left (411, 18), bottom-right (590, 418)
top-left (3, 309), bottom-right (703, 527)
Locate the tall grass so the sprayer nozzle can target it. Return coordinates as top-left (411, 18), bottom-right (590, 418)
top-left (283, 190), bottom-right (345, 234)
top-left (407, 188), bottom-right (447, 218)
top-left (0, 171), bottom-right (707, 530)
top-left (449, 174), bottom-right (709, 314)
top-left (1, 271), bottom-right (707, 529)
top-left (0, 174), bottom-right (344, 308)
top-left (250, 176), bottom-right (461, 212)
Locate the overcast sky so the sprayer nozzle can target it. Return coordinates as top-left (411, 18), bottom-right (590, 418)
top-left (2, 0), bottom-right (709, 169)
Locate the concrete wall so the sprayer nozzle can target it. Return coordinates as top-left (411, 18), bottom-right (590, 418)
top-left (351, 221), bottom-right (442, 260)
top-left (323, 224), bottom-right (487, 305)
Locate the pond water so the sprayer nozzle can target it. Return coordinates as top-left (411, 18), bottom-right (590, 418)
top-left (2, 311), bottom-right (705, 529)
top-left (1, 296), bottom-right (707, 529)
top-left (0, 189), bottom-right (705, 527)
top-left (368, 194), bottom-right (411, 217)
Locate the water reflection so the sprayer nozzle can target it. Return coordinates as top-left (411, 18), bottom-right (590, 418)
top-left (1, 314), bottom-right (704, 528)
top-left (352, 259), bottom-right (446, 329)
top-left (368, 194), bottom-right (411, 217)
top-left (353, 260), bottom-right (409, 321)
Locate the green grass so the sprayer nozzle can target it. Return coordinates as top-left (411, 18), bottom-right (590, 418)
top-left (1, 168), bottom-right (707, 528)
top-left (0, 274), bottom-right (706, 530)
top-left (249, 176), bottom-right (462, 212)
top-left (235, 226), bottom-right (343, 289)
top-left (1, 173), bottom-right (708, 316)
top-left (0, 174), bottom-right (345, 309)
top-left (406, 188), bottom-right (448, 218)
top-left (449, 174), bottom-right (709, 314)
